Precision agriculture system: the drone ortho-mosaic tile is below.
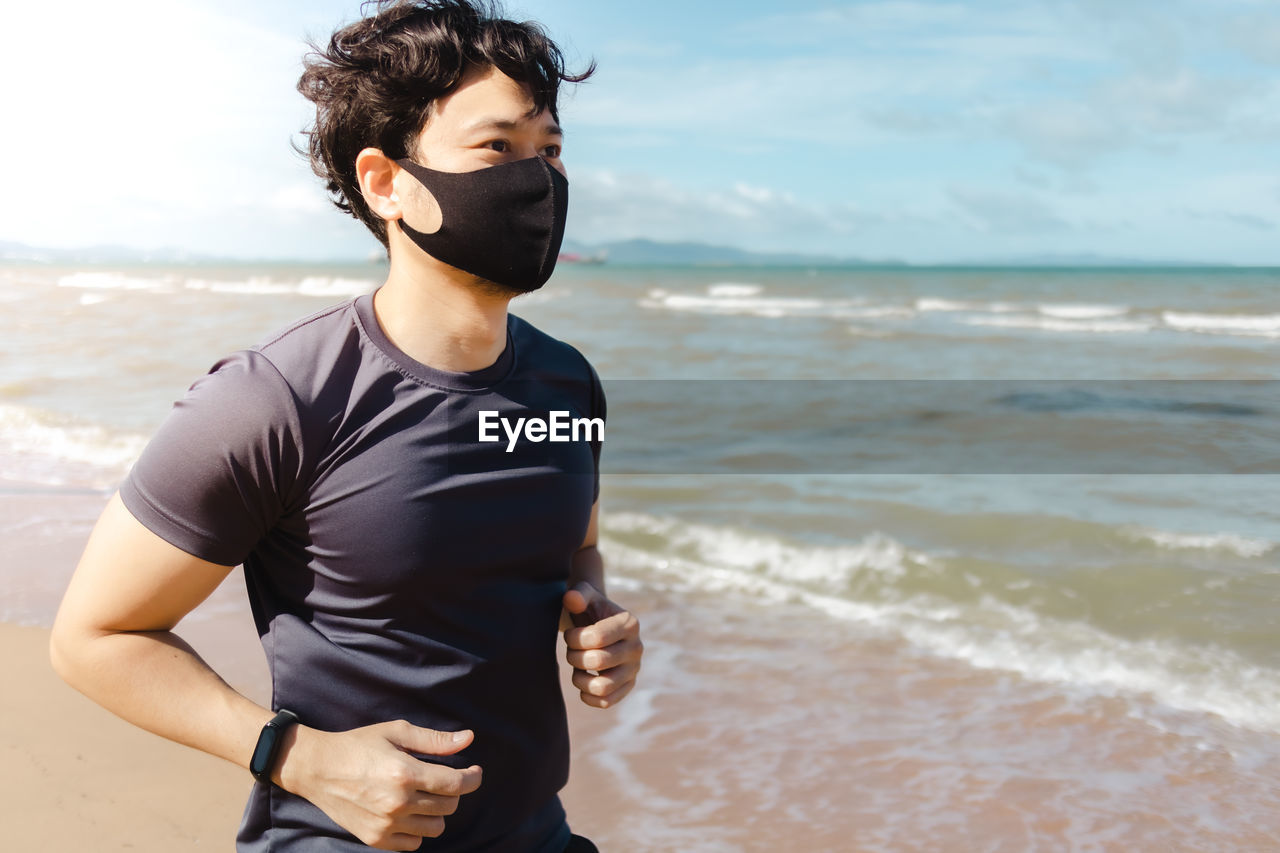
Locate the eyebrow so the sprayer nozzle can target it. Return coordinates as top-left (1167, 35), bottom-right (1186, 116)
top-left (461, 117), bottom-right (563, 137)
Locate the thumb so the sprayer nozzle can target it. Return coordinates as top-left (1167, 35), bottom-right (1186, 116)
top-left (562, 581), bottom-right (598, 615)
top-left (563, 581), bottom-right (607, 627)
top-left (383, 721), bottom-right (474, 756)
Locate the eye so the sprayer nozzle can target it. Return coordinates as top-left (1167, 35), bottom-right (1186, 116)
top-left (542, 144), bottom-right (562, 159)
top-left (485, 139), bottom-right (509, 152)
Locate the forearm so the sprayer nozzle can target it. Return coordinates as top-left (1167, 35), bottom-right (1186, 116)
top-left (50, 626), bottom-right (272, 773)
top-left (568, 544), bottom-right (605, 596)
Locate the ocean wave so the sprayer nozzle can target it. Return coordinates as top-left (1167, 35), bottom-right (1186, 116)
top-left (915, 298), bottom-right (1020, 312)
top-left (0, 404), bottom-right (145, 487)
top-left (1120, 525), bottom-right (1274, 558)
top-left (1037, 302), bottom-right (1129, 319)
top-left (187, 275), bottom-right (375, 298)
top-left (295, 276), bottom-right (377, 298)
top-left (57, 271), bottom-right (177, 293)
top-left (1162, 311), bottom-right (1280, 338)
top-left (706, 282), bottom-right (763, 298)
top-left (601, 511), bottom-right (1280, 733)
top-left (185, 277), bottom-right (297, 296)
top-left (962, 314), bottom-right (1154, 334)
top-left (641, 286), bottom-right (912, 320)
top-left (55, 271), bottom-right (377, 299)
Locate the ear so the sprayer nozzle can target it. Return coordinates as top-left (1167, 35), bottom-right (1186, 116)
top-left (355, 147), bottom-right (403, 222)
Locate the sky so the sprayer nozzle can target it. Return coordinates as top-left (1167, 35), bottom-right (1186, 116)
top-left (4, 0), bottom-right (1279, 264)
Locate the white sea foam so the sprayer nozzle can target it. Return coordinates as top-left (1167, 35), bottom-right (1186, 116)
top-left (706, 282), bottom-right (763, 298)
top-left (963, 314), bottom-right (1154, 334)
top-left (1037, 303), bottom-right (1129, 319)
top-left (1162, 311), bottom-right (1280, 338)
top-left (641, 288), bottom-right (911, 320)
top-left (0, 404), bottom-right (146, 486)
top-left (295, 276), bottom-right (377, 298)
top-left (601, 511), bottom-right (1280, 733)
top-left (55, 271), bottom-right (377, 299)
top-left (915, 298), bottom-right (1020, 313)
top-left (512, 288), bottom-right (569, 305)
top-left (1120, 525), bottom-right (1275, 558)
top-left (184, 277), bottom-right (295, 296)
top-left (57, 271), bottom-right (176, 293)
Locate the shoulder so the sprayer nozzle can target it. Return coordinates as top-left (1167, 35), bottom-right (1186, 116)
top-left (508, 312), bottom-right (599, 382)
top-left (507, 313), bottom-right (605, 420)
top-left (252, 298), bottom-right (364, 388)
top-left (177, 298), bottom-right (368, 453)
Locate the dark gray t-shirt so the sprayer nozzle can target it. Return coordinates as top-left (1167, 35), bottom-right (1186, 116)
top-left (120, 291), bottom-right (604, 852)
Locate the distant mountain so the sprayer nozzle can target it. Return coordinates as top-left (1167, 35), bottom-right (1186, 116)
top-left (556, 240), bottom-right (1243, 268)
top-left (558, 238), bottom-right (905, 267)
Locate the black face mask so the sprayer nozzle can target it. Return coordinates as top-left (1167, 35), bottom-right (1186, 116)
top-left (395, 156), bottom-right (568, 293)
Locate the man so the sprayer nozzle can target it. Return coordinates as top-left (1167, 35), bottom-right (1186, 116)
top-left (49, 2), bottom-right (642, 850)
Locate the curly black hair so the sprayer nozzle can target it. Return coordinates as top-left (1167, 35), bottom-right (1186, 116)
top-left (297, 0), bottom-right (594, 247)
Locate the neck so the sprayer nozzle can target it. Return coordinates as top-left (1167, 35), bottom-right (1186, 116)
top-left (373, 250), bottom-right (512, 373)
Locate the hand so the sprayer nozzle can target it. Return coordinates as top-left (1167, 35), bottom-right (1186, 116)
top-left (562, 581), bottom-right (643, 709)
top-left (276, 720), bottom-right (482, 851)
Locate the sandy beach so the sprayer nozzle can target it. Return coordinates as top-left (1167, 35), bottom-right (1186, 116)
top-left (0, 620), bottom-right (251, 850)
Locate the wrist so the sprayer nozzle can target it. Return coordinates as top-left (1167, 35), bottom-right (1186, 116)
top-left (272, 722), bottom-right (318, 794)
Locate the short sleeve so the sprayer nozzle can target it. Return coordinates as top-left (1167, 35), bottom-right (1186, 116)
top-left (119, 350), bottom-right (305, 567)
top-left (586, 358), bottom-right (606, 504)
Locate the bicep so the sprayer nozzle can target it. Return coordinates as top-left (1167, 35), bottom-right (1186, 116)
top-left (54, 492), bottom-right (233, 637)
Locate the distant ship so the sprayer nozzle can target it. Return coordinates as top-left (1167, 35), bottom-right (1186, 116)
top-left (556, 249), bottom-right (608, 265)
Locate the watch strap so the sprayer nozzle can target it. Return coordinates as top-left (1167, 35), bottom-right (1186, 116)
top-left (249, 708), bottom-right (300, 784)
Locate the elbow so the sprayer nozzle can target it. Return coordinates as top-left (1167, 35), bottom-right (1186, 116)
top-left (48, 611), bottom-right (92, 688)
top-left (48, 615), bottom-right (75, 684)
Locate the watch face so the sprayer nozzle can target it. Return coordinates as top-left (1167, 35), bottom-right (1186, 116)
top-left (250, 727), bottom-right (279, 776)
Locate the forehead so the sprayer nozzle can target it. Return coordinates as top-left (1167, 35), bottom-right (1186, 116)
top-left (426, 65), bottom-right (559, 136)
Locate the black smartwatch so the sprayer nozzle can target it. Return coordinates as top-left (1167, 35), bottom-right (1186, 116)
top-left (249, 709), bottom-right (300, 784)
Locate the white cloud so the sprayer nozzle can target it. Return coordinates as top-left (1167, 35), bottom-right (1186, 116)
top-left (566, 169), bottom-right (894, 252)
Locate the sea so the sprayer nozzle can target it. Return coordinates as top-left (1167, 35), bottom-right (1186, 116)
top-left (1, 260), bottom-right (1277, 850)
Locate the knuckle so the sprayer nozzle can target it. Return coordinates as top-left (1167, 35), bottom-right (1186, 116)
top-left (439, 795), bottom-right (460, 816)
top-left (423, 816), bottom-right (446, 838)
top-left (368, 816), bottom-right (396, 845)
top-left (385, 763), bottom-right (413, 789)
top-left (436, 774), bottom-right (464, 797)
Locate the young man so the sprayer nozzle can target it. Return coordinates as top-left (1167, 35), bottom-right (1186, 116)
top-left (49, 2), bottom-right (641, 851)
